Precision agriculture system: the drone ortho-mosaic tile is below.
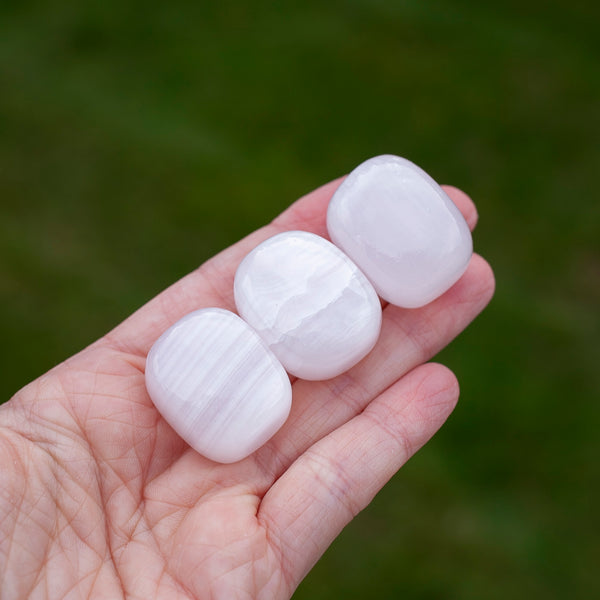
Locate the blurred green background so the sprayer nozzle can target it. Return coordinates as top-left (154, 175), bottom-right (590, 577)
top-left (1, 0), bottom-right (598, 598)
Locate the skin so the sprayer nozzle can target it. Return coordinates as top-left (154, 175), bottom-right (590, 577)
top-left (0, 178), bottom-right (494, 600)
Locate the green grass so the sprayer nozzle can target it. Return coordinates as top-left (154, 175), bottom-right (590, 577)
top-left (1, 1), bottom-right (598, 597)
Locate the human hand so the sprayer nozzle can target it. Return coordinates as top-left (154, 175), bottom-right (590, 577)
top-left (0, 177), bottom-right (494, 599)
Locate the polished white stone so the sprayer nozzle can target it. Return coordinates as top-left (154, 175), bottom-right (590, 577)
top-left (327, 154), bottom-right (473, 308)
top-left (234, 231), bottom-right (382, 380)
top-left (145, 308), bottom-right (292, 463)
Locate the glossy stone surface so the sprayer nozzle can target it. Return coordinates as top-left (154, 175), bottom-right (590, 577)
top-left (327, 154), bottom-right (473, 308)
top-left (234, 231), bottom-right (382, 380)
top-left (145, 308), bottom-right (292, 463)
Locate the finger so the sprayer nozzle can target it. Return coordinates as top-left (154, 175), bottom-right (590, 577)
top-left (258, 362), bottom-right (459, 591)
top-left (101, 178), bottom-right (343, 356)
top-left (442, 185), bottom-right (478, 230)
top-left (253, 253), bottom-right (494, 479)
top-left (102, 180), bottom-right (477, 357)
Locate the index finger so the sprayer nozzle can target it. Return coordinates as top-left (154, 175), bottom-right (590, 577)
top-left (101, 178), bottom-right (478, 357)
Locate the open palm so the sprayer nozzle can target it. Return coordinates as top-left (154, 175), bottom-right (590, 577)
top-left (0, 178), bottom-right (494, 599)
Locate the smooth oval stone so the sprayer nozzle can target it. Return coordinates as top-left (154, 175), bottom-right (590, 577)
top-left (327, 155), bottom-right (473, 308)
top-left (145, 308), bottom-right (292, 463)
top-left (234, 231), bottom-right (382, 380)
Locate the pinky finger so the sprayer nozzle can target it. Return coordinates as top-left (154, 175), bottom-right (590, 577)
top-left (258, 363), bottom-right (460, 593)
